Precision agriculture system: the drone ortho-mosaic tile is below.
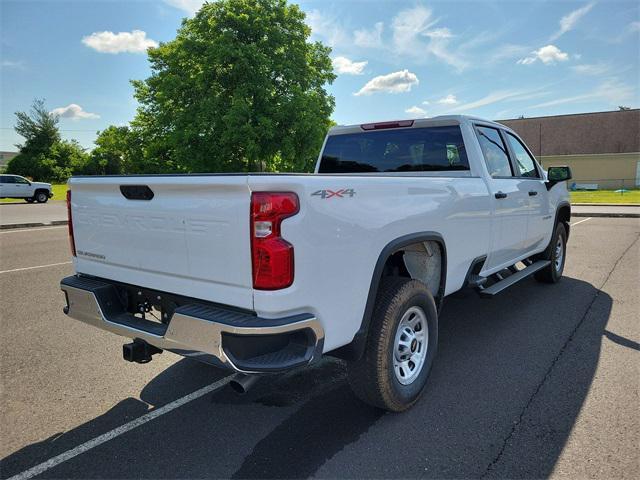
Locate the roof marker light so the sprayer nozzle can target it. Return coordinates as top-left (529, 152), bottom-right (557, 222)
top-left (360, 120), bottom-right (414, 130)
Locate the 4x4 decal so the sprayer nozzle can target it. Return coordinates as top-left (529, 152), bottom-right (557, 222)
top-left (311, 189), bottom-right (356, 199)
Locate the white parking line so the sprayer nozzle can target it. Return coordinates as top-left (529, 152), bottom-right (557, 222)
top-left (0, 226), bottom-right (67, 234)
top-left (571, 217), bottom-right (592, 226)
top-left (0, 262), bottom-right (73, 275)
top-left (7, 375), bottom-right (234, 480)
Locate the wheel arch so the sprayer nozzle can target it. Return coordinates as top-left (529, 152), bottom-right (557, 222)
top-left (557, 202), bottom-right (571, 240)
top-left (534, 201), bottom-right (571, 261)
top-left (332, 231), bottom-right (447, 361)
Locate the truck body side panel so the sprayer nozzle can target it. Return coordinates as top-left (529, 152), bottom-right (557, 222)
top-left (249, 175), bottom-right (492, 351)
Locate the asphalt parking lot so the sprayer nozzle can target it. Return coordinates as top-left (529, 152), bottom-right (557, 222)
top-left (1, 217), bottom-right (638, 479)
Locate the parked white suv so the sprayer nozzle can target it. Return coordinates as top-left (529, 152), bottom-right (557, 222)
top-left (0, 175), bottom-right (53, 203)
top-left (60, 115), bottom-right (572, 411)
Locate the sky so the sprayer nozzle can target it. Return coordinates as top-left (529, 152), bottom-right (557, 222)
top-left (1, 0), bottom-right (639, 151)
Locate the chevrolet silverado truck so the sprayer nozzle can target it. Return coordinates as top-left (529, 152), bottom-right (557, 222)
top-left (0, 174), bottom-right (53, 203)
top-left (60, 116), bottom-right (571, 411)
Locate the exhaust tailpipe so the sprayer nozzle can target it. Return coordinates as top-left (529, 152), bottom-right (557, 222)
top-left (229, 374), bottom-right (260, 394)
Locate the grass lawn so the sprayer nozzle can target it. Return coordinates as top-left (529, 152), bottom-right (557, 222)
top-left (570, 189), bottom-right (640, 204)
top-left (0, 183), bottom-right (67, 203)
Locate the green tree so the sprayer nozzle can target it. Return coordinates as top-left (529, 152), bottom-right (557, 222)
top-left (83, 126), bottom-right (132, 175)
top-left (7, 99), bottom-right (89, 182)
top-left (131, 0), bottom-right (335, 173)
top-left (13, 98), bottom-right (60, 157)
top-left (49, 140), bottom-right (89, 182)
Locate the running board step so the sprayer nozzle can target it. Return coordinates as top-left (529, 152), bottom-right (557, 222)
top-left (478, 260), bottom-right (550, 298)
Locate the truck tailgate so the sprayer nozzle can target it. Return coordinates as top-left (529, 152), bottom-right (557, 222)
top-left (69, 176), bottom-right (253, 309)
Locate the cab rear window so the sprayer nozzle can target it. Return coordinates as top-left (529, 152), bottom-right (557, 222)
top-left (318, 126), bottom-right (469, 173)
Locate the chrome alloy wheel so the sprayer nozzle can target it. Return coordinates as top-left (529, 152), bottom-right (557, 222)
top-left (393, 306), bottom-right (429, 385)
top-left (554, 235), bottom-right (564, 271)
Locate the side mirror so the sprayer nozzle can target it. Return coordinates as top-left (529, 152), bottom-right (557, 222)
top-left (546, 166), bottom-right (572, 190)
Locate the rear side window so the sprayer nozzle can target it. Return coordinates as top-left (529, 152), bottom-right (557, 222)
top-left (476, 126), bottom-right (513, 178)
top-left (318, 126), bottom-right (470, 173)
top-left (505, 132), bottom-right (539, 178)
top-left (1, 175), bottom-right (15, 183)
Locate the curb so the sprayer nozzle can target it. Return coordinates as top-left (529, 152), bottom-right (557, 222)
top-left (0, 220), bottom-right (68, 230)
top-left (572, 212), bottom-right (640, 218)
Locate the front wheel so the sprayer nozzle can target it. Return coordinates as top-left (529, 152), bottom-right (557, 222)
top-left (35, 191), bottom-right (49, 203)
top-left (534, 222), bottom-right (567, 283)
top-left (347, 277), bottom-right (438, 412)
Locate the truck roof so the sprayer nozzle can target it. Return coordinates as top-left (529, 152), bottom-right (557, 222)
top-left (328, 115), bottom-right (507, 136)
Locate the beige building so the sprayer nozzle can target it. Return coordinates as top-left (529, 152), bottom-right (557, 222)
top-left (499, 109), bottom-right (640, 190)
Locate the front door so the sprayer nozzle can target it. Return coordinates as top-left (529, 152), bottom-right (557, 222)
top-left (503, 131), bottom-right (553, 251)
top-left (12, 176), bottom-right (31, 197)
top-left (475, 125), bottom-right (529, 271)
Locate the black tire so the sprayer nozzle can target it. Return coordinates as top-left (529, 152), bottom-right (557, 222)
top-left (35, 191), bottom-right (49, 203)
top-left (534, 222), bottom-right (567, 283)
top-left (347, 277), bottom-right (438, 412)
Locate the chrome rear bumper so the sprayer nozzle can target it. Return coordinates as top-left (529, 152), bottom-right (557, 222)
top-left (60, 275), bottom-right (324, 373)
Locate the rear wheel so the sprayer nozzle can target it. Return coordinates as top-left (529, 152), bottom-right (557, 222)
top-left (347, 277), bottom-right (438, 412)
top-left (534, 222), bottom-right (567, 283)
top-left (35, 191), bottom-right (49, 203)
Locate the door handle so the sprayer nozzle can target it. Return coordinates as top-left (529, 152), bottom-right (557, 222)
top-left (495, 192), bottom-right (507, 199)
top-left (528, 191), bottom-right (538, 196)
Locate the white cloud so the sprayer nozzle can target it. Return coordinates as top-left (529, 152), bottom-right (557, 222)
top-left (405, 106), bottom-right (427, 117)
top-left (571, 63), bottom-right (609, 75)
top-left (437, 94), bottom-right (458, 105)
top-left (82, 30), bottom-right (158, 54)
top-left (306, 9), bottom-right (349, 47)
top-left (425, 27), bottom-right (453, 40)
top-left (354, 69), bottom-right (419, 96)
top-left (486, 44), bottom-right (530, 64)
top-left (391, 5), bottom-right (467, 71)
top-left (550, 2), bottom-right (595, 41)
top-left (332, 56), bottom-right (367, 75)
top-left (528, 79), bottom-right (634, 109)
top-left (354, 22), bottom-right (384, 48)
top-left (51, 104), bottom-right (100, 120)
top-left (518, 45), bottom-right (569, 65)
top-left (629, 21), bottom-right (640, 32)
top-left (448, 89), bottom-right (547, 113)
top-left (1, 60), bottom-right (24, 69)
top-left (164, 0), bottom-right (204, 15)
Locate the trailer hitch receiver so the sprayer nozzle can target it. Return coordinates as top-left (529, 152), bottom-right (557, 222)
top-left (123, 339), bottom-right (162, 363)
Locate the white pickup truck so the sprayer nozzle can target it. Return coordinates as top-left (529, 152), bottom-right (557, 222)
top-left (0, 174), bottom-right (53, 203)
top-left (60, 115), bottom-right (571, 411)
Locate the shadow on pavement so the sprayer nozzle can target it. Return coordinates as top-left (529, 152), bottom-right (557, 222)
top-left (1, 276), bottom-right (613, 479)
top-left (603, 330), bottom-right (639, 351)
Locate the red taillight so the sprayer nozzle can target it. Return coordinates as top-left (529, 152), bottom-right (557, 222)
top-left (251, 192), bottom-right (299, 290)
top-left (66, 190), bottom-right (76, 257)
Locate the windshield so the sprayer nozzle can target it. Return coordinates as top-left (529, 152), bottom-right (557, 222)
top-left (319, 126), bottom-right (469, 173)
